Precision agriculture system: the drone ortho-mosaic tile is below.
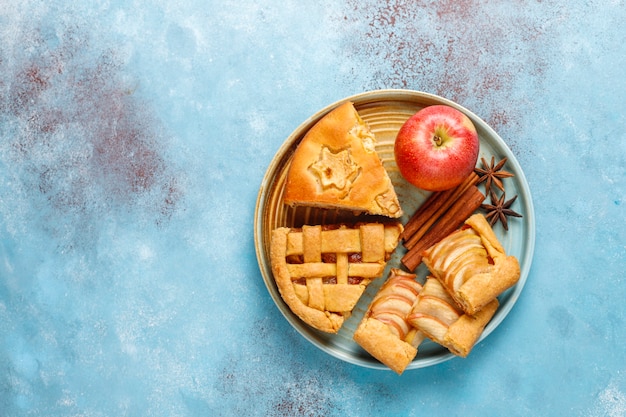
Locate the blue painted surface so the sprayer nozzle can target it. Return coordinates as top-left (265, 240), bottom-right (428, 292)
top-left (0, 1), bottom-right (624, 416)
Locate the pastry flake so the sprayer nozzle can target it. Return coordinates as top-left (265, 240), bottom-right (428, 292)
top-left (421, 213), bottom-right (520, 315)
top-left (283, 101), bottom-right (402, 218)
top-left (270, 222), bottom-right (403, 334)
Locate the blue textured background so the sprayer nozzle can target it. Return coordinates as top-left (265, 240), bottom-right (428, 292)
top-left (1, 1), bottom-right (624, 416)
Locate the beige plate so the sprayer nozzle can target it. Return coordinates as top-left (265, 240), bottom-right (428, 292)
top-left (254, 89), bottom-right (535, 370)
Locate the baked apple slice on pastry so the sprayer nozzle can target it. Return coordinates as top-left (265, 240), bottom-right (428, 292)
top-left (407, 276), bottom-right (498, 357)
top-left (270, 222), bottom-right (403, 334)
top-left (353, 268), bottom-right (425, 375)
top-left (283, 101), bottom-right (402, 218)
top-left (422, 213), bottom-right (520, 315)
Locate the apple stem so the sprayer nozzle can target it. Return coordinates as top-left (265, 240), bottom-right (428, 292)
top-left (434, 135), bottom-right (443, 147)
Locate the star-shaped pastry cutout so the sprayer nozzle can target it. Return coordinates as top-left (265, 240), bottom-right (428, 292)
top-left (310, 146), bottom-right (359, 192)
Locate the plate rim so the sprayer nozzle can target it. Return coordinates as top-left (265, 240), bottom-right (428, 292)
top-left (254, 88), bottom-right (536, 371)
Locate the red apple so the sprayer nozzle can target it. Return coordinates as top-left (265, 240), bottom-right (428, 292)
top-left (394, 105), bottom-right (479, 191)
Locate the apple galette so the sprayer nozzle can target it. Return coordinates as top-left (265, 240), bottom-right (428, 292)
top-left (283, 101), bottom-right (402, 218)
top-left (353, 268), bottom-right (425, 374)
top-left (407, 276), bottom-right (498, 358)
top-left (421, 213), bottom-right (520, 315)
top-left (270, 222), bottom-right (403, 333)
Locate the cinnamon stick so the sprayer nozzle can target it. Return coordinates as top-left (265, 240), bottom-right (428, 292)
top-left (401, 185), bottom-right (485, 271)
top-left (401, 188), bottom-right (454, 241)
top-left (403, 172), bottom-right (479, 249)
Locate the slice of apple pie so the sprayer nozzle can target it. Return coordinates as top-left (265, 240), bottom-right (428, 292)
top-left (353, 268), bottom-right (425, 374)
top-left (421, 213), bottom-right (520, 315)
top-left (407, 276), bottom-right (498, 357)
top-left (270, 222), bottom-right (403, 334)
top-left (283, 101), bottom-right (402, 218)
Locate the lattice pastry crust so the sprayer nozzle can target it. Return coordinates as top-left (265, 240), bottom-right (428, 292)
top-left (270, 222), bottom-right (403, 333)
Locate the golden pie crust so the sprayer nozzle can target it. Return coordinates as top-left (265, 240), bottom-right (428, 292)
top-left (283, 101), bottom-right (402, 218)
top-left (422, 213), bottom-right (521, 315)
top-left (270, 222), bottom-right (403, 333)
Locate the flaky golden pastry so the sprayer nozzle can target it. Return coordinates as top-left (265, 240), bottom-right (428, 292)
top-left (353, 269), bottom-right (425, 374)
top-left (407, 276), bottom-right (498, 357)
top-left (270, 223), bottom-right (402, 333)
top-left (283, 101), bottom-right (402, 218)
top-left (422, 213), bottom-right (520, 315)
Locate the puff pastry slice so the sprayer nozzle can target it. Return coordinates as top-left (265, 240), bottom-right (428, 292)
top-left (407, 276), bottom-right (498, 357)
top-left (353, 268), bottom-right (425, 374)
top-left (422, 213), bottom-right (520, 315)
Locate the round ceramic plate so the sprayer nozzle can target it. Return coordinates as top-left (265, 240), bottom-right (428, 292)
top-left (254, 89), bottom-right (535, 370)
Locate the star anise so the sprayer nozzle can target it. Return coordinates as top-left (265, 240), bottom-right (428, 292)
top-left (481, 190), bottom-right (523, 231)
top-left (475, 156), bottom-right (514, 195)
